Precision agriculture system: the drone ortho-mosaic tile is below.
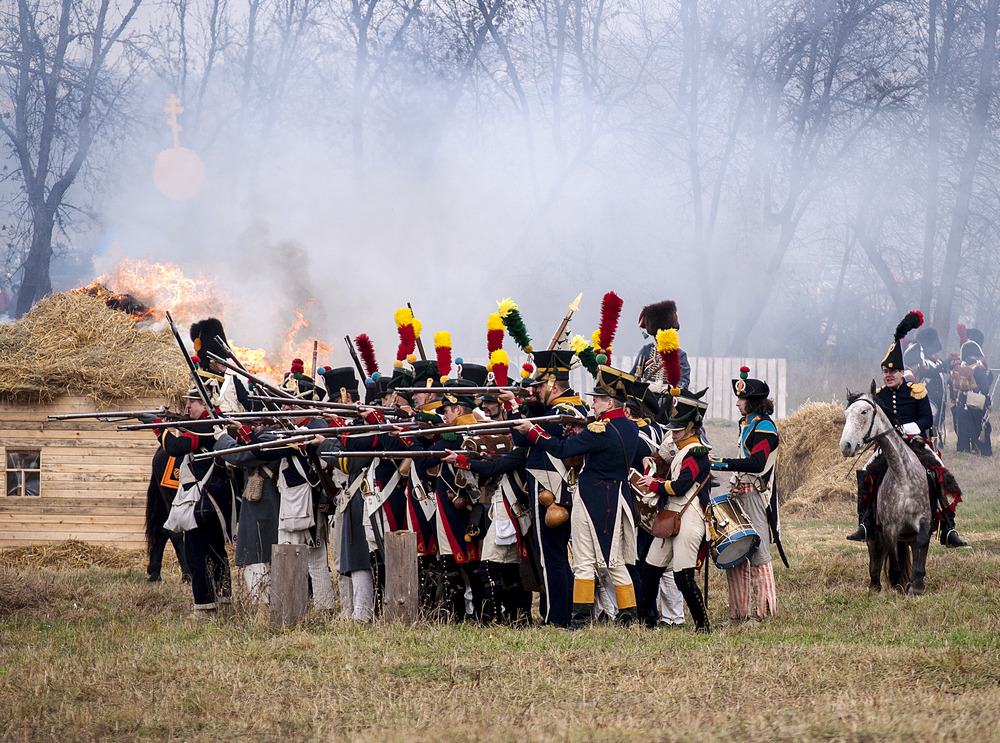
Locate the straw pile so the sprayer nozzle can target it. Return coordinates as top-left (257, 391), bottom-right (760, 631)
top-left (775, 401), bottom-right (854, 518)
top-left (0, 292), bottom-right (188, 404)
top-left (0, 540), bottom-right (145, 569)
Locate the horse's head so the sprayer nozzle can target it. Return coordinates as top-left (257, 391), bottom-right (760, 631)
top-left (840, 381), bottom-right (889, 456)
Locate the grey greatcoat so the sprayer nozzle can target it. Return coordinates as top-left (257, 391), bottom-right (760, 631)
top-left (214, 433), bottom-right (280, 567)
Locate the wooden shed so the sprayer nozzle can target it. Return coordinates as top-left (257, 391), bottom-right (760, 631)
top-left (0, 293), bottom-right (187, 549)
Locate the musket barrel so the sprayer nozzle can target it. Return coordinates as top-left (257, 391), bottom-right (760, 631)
top-left (190, 434), bottom-right (317, 461)
top-left (392, 386), bottom-right (523, 394)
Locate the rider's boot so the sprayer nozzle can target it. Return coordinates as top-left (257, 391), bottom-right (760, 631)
top-left (846, 470), bottom-right (874, 542)
top-left (939, 509), bottom-right (969, 548)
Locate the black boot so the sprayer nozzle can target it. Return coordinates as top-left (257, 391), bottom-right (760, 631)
top-left (440, 557), bottom-right (465, 622)
top-left (635, 562), bottom-right (667, 628)
top-left (674, 568), bottom-right (711, 633)
top-left (479, 562), bottom-right (503, 624)
top-left (847, 470), bottom-right (873, 542)
top-left (939, 510), bottom-right (969, 548)
top-left (569, 602), bottom-right (592, 630)
top-left (616, 606), bottom-right (638, 626)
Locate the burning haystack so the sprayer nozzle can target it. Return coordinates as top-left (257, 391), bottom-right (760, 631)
top-left (775, 401), bottom-right (854, 517)
top-left (0, 292), bottom-right (188, 404)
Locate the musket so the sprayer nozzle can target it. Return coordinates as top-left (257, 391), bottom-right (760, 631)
top-left (166, 310), bottom-right (219, 418)
top-left (310, 340), bottom-right (319, 378)
top-left (48, 407), bottom-right (175, 422)
top-left (407, 302), bottom-right (427, 361)
top-left (249, 394), bottom-right (405, 416)
top-left (344, 335), bottom-right (367, 381)
top-left (207, 353), bottom-right (297, 401)
top-left (392, 386), bottom-right (523, 395)
top-left (320, 449), bottom-right (496, 460)
top-left (276, 413), bottom-right (591, 439)
top-left (119, 417), bottom-right (244, 431)
top-left (189, 433), bottom-right (318, 462)
top-left (547, 292), bottom-right (583, 351)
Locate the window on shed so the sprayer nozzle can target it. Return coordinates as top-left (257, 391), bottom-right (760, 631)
top-left (6, 450), bottom-right (41, 497)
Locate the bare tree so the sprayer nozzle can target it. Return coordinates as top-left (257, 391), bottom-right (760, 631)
top-left (0, 0), bottom-right (144, 316)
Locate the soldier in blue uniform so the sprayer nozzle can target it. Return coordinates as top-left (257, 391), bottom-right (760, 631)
top-left (505, 349), bottom-right (589, 626)
top-left (847, 312), bottom-right (967, 547)
top-left (515, 365), bottom-right (640, 628)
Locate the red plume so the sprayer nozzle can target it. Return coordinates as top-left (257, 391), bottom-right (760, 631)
top-left (595, 291), bottom-right (624, 363)
top-left (663, 352), bottom-right (681, 387)
top-left (355, 334), bottom-right (379, 376)
top-left (957, 323), bottom-right (968, 345)
top-left (396, 323), bottom-right (416, 362)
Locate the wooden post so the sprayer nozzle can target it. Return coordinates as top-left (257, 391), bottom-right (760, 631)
top-left (270, 543), bottom-right (309, 627)
top-left (384, 530), bottom-right (419, 622)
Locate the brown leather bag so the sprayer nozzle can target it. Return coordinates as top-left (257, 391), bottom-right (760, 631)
top-left (651, 477), bottom-right (711, 539)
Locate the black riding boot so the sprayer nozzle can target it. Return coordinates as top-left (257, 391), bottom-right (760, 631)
top-left (440, 556), bottom-right (466, 622)
top-left (939, 510), bottom-right (969, 548)
top-left (635, 562), bottom-right (667, 628)
top-left (616, 606), bottom-right (638, 626)
top-left (479, 562), bottom-right (503, 624)
top-left (847, 470), bottom-right (874, 542)
top-left (673, 568), bottom-right (711, 633)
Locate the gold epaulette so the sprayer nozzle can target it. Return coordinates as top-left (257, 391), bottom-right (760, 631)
top-left (587, 420), bottom-right (606, 433)
top-left (909, 382), bottom-right (927, 399)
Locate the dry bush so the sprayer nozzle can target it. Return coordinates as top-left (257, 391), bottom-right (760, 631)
top-left (0, 540), bottom-right (146, 570)
top-left (776, 400), bottom-right (854, 518)
top-left (0, 292), bottom-right (188, 403)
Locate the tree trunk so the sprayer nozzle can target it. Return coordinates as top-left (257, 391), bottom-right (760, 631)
top-left (14, 208), bottom-right (55, 317)
top-left (933, 0), bottom-right (999, 343)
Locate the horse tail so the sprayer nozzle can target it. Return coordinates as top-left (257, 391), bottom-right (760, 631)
top-left (897, 541), bottom-right (912, 590)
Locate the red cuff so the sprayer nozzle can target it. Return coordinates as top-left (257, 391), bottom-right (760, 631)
top-left (648, 479), bottom-right (661, 494)
top-left (454, 454), bottom-right (471, 470)
top-left (398, 435), bottom-right (414, 448)
top-left (526, 425), bottom-right (549, 444)
top-left (235, 425), bottom-right (252, 444)
top-left (363, 410), bottom-right (385, 425)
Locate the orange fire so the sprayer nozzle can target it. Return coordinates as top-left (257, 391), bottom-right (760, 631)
top-left (77, 259), bottom-right (333, 384)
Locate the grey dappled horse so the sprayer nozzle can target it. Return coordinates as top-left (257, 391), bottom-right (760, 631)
top-left (840, 382), bottom-right (932, 595)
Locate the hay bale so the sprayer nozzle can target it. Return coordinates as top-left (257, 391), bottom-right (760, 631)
top-left (0, 540), bottom-right (145, 569)
top-left (776, 401), bottom-right (854, 518)
top-left (0, 292), bottom-right (188, 404)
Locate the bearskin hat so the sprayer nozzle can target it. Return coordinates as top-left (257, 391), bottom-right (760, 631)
top-left (639, 300), bottom-right (679, 334)
top-left (916, 326), bottom-right (942, 356)
top-left (190, 318), bottom-right (228, 372)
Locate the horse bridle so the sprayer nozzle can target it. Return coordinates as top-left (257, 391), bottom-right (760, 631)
top-left (851, 396), bottom-right (893, 447)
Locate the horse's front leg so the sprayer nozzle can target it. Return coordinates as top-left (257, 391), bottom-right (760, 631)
top-left (867, 534), bottom-right (884, 592)
top-left (885, 531), bottom-right (904, 592)
top-left (908, 520), bottom-right (932, 596)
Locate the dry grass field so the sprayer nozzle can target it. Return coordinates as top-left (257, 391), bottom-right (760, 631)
top-left (1, 454), bottom-right (998, 742)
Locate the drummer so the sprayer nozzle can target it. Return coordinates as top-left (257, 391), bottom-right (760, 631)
top-left (709, 366), bottom-right (780, 624)
top-left (637, 388), bottom-right (713, 633)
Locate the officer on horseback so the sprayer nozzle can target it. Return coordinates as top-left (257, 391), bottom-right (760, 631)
top-left (847, 311), bottom-right (968, 548)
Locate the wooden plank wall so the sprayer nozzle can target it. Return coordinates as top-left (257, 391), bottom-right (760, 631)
top-left (570, 355), bottom-right (787, 422)
top-left (0, 396), bottom-right (164, 549)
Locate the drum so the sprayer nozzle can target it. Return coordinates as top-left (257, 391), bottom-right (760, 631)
top-left (707, 493), bottom-right (760, 569)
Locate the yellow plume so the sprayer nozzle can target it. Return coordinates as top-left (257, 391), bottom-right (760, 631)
top-left (434, 331), bottom-right (451, 348)
top-left (497, 297), bottom-right (518, 317)
top-left (656, 328), bottom-right (679, 354)
top-left (570, 334), bottom-right (589, 354)
top-left (488, 312), bottom-right (505, 331)
top-left (591, 329), bottom-right (602, 350)
top-left (490, 349), bottom-right (510, 367)
top-left (394, 307), bottom-right (413, 328)
top-left (412, 317), bottom-right (422, 337)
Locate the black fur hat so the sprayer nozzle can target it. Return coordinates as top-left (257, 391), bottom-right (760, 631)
top-left (190, 318), bottom-right (228, 372)
top-left (639, 300), bottom-right (679, 334)
top-left (966, 328), bottom-right (985, 348)
top-left (916, 326), bottom-right (942, 356)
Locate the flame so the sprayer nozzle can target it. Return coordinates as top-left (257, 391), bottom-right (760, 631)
top-left (77, 259), bottom-right (333, 383)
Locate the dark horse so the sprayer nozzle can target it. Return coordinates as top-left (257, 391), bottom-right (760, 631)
top-left (840, 383), bottom-right (932, 595)
top-left (145, 446), bottom-right (191, 582)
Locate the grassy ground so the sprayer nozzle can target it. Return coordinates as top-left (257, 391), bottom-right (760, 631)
top-left (1, 456), bottom-right (998, 742)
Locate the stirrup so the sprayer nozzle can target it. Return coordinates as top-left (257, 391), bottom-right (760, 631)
top-left (845, 523), bottom-right (867, 542)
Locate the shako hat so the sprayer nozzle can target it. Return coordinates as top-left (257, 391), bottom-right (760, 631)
top-left (529, 349), bottom-right (574, 384)
top-left (665, 387), bottom-right (709, 431)
top-left (411, 359), bottom-right (440, 388)
top-left (458, 362), bottom-right (489, 387)
top-left (386, 366), bottom-right (415, 400)
top-left (440, 378), bottom-right (478, 409)
top-left (365, 374), bottom-right (390, 404)
top-left (731, 365), bottom-right (769, 399)
top-left (881, 311), bottom-right (923, 371)
top-left (587, 365), bottom-right (634, 404)
top-left (189, 318), bottom-right (228, 372)
top-left (322, 366), bottom-right (359, 402)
